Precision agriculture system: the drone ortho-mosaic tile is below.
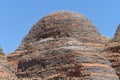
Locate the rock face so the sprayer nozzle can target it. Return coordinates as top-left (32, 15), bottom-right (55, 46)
top-left (114, 24), bottom-right (120, 41)
top-left (102, 42), bottom-right (120, 79)
top-left (21, 11), bottom-right (101, 45)
top-left (15, 39), bottom-right (119, 80)
top-left (7, 11), bottom-right (119, 80)
top-left (0, 47), bottom-right (4, 55)
top-left (0, 48), bottom-right (18, 80)
top-left (102, 25), bottom-right (120, 79)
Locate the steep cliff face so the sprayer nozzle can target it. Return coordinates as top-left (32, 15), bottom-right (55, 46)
top-left (7, 11), bottom-right (119, 80)
top-left (0, 48), bottom-right (18, 80)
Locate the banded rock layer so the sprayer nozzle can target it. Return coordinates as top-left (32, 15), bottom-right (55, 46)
top-left (102, 42), bottom-right (120, 79)
top-left (7, 11), bottom-right (120, 80)
top-left (21, 11), bottom-right (101, 45)
top-left (0, 49), bottom-right (18, 80)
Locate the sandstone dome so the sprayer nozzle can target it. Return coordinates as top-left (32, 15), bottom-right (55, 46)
top-left (7, 11), bottom-right (119, 80)
top-left (23, 11), bottom-right (101, 43)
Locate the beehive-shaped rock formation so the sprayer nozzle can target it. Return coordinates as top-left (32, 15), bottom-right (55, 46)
top-left (21, 11), bottom-right (101, 45)
top-left (7, 11), bottom-right (119, 80)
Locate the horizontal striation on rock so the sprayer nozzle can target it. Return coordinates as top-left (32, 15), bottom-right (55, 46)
top-left (8, 38), bottom-right (119, 80)
top-left (21, 11), bottom-right (102, 45)
top-left (7, 11), bottom-right (119, 80)
top-left (102, 42), bottom-right (120, 79)
top-left (0, 49), bottom-right (18, 80)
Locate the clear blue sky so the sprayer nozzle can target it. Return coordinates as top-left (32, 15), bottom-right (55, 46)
top-left (0, 0), bottom-right (120, 53)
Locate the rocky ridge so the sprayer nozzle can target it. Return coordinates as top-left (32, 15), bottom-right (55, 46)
top-left (5, 11), bottom-right (120, 80)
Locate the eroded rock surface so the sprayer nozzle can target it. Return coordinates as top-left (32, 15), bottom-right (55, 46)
top-left (102, 25), bottom-right (120, 79)
top-left (114, 24), bottom-right (120, 41)
top-left (21, 11), bottom-right (101, 45)
top-left (0, 48), bottom-right (18, 80)
top-left (102, 42), bottom-right (120, 79)
top-left (7, 11), bottom-right (120, 80)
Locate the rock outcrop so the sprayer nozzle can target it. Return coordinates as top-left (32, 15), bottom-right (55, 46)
top-left (102, 42), bottom-right (120, 79)
top-left (0, 47), bottom-right (4, 55)
top-left (114, 24), bottom-right (120, 41)
top-left (21, 11), bottom-right (101, 45)
top-left (101, 25), bottom-right (120, 79)
top-left (0, 48), bottom-right (18, 80)
top-left (7, 11), bottom-right (120, 80)
top-left (15, 38), bottom-right (119, 80)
